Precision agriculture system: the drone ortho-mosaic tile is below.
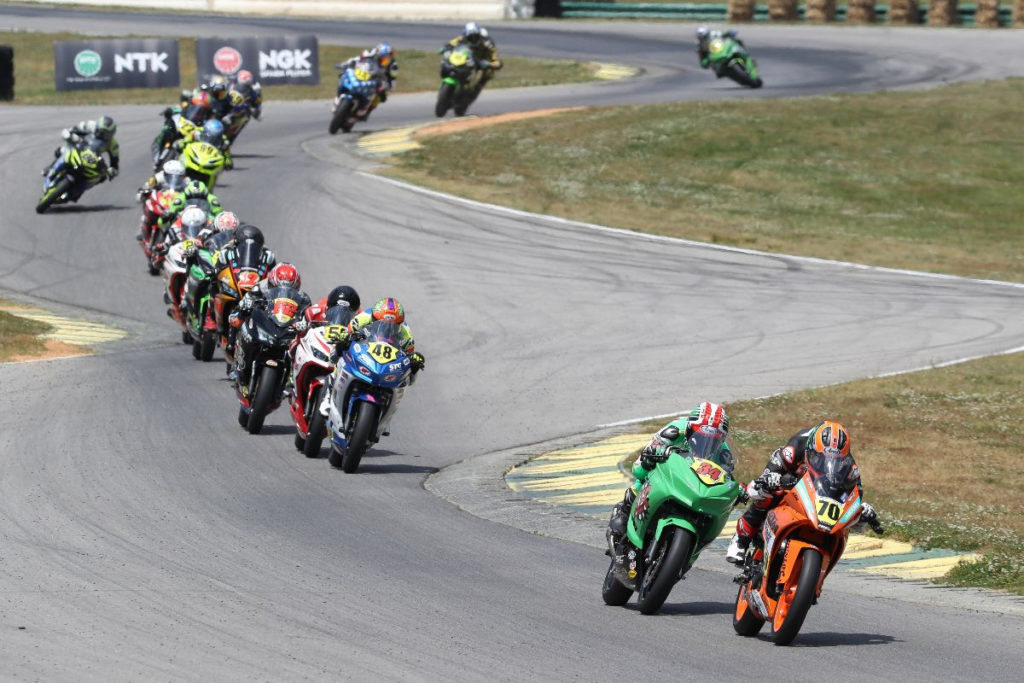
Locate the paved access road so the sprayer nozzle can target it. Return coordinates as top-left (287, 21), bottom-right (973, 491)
top-left (2, 8), bottom-right (1024, 681)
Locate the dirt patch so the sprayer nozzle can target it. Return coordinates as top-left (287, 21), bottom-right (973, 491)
top-left (5, 339), bottom-right (88, 363)
top-left (415, 108), bottom-right (586, 139)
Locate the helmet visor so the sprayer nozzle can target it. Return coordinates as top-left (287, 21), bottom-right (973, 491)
top-left (806, 451), bottom-right (857, 498)
top-left (686, 427), bottom-right (728, 463)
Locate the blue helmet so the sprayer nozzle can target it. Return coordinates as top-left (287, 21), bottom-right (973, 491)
top-left (201, 119), bottom-right (225, 143)
top-left (376, 42), bottom-right (394, 67)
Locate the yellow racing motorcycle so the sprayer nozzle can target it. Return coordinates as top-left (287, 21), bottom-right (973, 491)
top-left (37, 135), bottom-right (110, 214)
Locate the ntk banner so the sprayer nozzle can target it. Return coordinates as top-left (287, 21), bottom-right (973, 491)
top-left (54, 39), bottom-right (180, 92)
top-left (195, 35), bottom-right (319, 86)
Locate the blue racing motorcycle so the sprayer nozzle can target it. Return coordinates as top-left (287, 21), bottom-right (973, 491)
top-left (325, 320), bottom-right (414, 472)
top-left (328, 60), bottom-right (381, 134)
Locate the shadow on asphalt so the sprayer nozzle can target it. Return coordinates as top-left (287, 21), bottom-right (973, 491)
top-left (784, 631), bottom-right (901, 648)
top-left (45, 204), bottom-right (131, 213)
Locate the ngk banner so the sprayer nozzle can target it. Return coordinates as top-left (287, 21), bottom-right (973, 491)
top-left (195, 36), bottom-right (319, 86)
top-left (54, 39), bottom-right (179, 91)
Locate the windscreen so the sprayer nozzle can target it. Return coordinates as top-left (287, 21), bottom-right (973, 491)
top-left (806, 451), bottom-right (857, 499)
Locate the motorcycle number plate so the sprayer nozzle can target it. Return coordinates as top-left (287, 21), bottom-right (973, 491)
top-left (709, 38), bottom-right (724, 54)
top-left (367, 342), bottom-right (399, 364)
top-left (816, 496), bottom-right (842, 529)
top-left (449, 51), bottom-right (468, 66)
top-left (322, 325), bottom-right (347, 342)
top-left (353, 68), bottom-right (372, 81)
top-left (691, 458), bottom-right (726, 486)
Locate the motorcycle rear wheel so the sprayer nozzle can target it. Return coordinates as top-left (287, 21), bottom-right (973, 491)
top-left (770, 547), bottom-right (822, 646)
top-left (302, 385), bottom-right (327, 458)
top-left (726, 60), bottom-right (759, 88)
top-left (637, 528), bottom-right (693, 615)
top-left (338, 401), bottom-right (379, 473)
top-left (601, 558), bottom-right (633, 606)
top-left (36, 177), bottom-right (72, 214)
top-left (247, 365), bottom-right (282, 435)
top-left (435, 83), bottom-right (455, 118)
top-left (199, 330), bottom-right (216, 362)
top-left (732, 583), bottom-right (765, 636)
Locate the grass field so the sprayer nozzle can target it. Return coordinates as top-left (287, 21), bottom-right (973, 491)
top-left (0, 306), bottom-right (53, 362)
top-left (0, 30), bottom-right (600, 105)
top-left (389, 79), bottom-right (1024, 594)
top-left (628, 351), bottom-right (1024, 594)
top-left (389, 78), bottom-right (1024, 284)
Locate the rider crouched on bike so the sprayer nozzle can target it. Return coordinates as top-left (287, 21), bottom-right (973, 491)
top-left (328, 297), bottom-right (424, 373)
top-left (335, 42), bottom-right (398, 118)
top-left (608, 402), bottom-right (734, 545)
top-left (228, 262), bottom-right (311, 392)
top-left (46, 115), bottom-right (120, 182)
top-left (725, 420), bottom-right (880, 563)
top-left (302, 285), bottom-right (362, 326)
top-left (232, 70), bottom-right (263, 121)
top-left (696, 25), bottom-right (744, 71)
top-left (443, 22), bottom-right (502, 95)
top-left (161, 180), bottom-right (223, 231)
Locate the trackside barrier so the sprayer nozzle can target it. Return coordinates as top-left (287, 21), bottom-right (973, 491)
top-left (557, 2), bottom-right (1017, 25)
top-left (0, 46), bottom-right (12, 101)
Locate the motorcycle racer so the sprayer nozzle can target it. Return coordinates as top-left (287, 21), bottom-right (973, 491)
top-left (696, 25), bottom-right (745, 70)
top-left (160, 180), bottom-right (223, 229)
top-left (442, 23), bottom-right (502, 96)
top-left (46, 115), bottom-right (120, 183)
top-left (725, 420), bottom-right (880, 563)
top-left (328, 297), bottom-right (425, 373)
top-left (232, 70), bottom-right (263, 121)
top-left (303, 285), bottom-right (362, 325)
top-left (607, 402), bottom-right (735, 545)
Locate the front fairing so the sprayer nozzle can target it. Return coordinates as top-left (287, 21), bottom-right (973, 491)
top-left (626, 453), bottom-right (739, 549)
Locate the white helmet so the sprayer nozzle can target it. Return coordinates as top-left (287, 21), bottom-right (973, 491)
top-left (464, 21), bottom-right (482, 42)
top-left (162, 159), bottom-right (186, 192)
top-left (696, 25), bottom-right (710, 41)
top-left (180, 206), bottom-right (209, 235)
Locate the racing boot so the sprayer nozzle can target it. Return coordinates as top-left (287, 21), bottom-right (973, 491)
top-left (607, 488), bottom-right (636, 546)
top-left (726, 533), bottom-right (750, 564)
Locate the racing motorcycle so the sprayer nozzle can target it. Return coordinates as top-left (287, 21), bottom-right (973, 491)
top-left (602, 438), bottom-right (743, 614)
top-left (152, 111), bottom-right (200, 170)
top-left (234, 287), bottom-right (307, 434)
top-left (328, 60), bottom-right (381, 134)
top-left (212, 241), bottom-right (270, 363)
top-left (325, 320), bottom-right (414, 472)
top-left (706, 35), bottom-right (762, 88)
top-left (36, 135), bottom-right (109, 214)
top-left (179, 135), bottom-right (226, 190)
top-left (289, 306), bottom-right (355, 457)
top-left (162, 233), bottom-right (205, 342)
top-left (139, 188), bottom-right (178, 275)
top-left (181, 236), bottom-right (230, 363)
top-left (435, 45), bottom-right (483, 118)
top-left (146, 199), bottom-right (213, 276)
top-left (224, 92), bottom-right (254, 145)
top-left (732, 457), bottom-right (883, 645)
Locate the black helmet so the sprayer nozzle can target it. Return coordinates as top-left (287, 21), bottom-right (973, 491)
top-left (95, 115), bottom-right (116, 142)
top-left (326, 285), bottom-right (360, 312)
top-left (233, 223), bottom-right (264, 249)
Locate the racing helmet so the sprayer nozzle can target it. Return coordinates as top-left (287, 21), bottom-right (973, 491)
top-left (191, 90), bottom-right (211, 109)
top-left (209, 75), bottom-right (229, 100)
top-left (696, 25), bottom-right (710, 41)
top-left (233, 223), bottom-right (265, 249)
top-left (463, 21), bottom-right (482, 43)
top-left (162, 159), bottom-right (187, 192)
top-left (95, 115), bottom-right (117, 142)
top-left (326, 285), bottom-right (360, 312)
top-left (376, 42), bottom-right (394, 68)
top-left (268, 262), bottom-right (301, 289)
top-left (236, 70), bottom-right (255, 88)
top-left (213, 210), bottom-right (239, 233)
top-left (201, 119), bottom-right (225, 144)
top-left (371, 297), bottom-right (405, 324)
top-left (180, 206), bottom-right (209, 233)
top-left (183, 180), bottom-right (209, 200)
top-left (807, 421), bottom-right (851, 458)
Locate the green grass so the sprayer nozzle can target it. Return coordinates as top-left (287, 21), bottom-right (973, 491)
top-left (0, 30), bottom-right (599, 105)
top-left (388, 78), bottom-right (1024, 283)
top-left (631, 351), bottom-right (1024, 594)
top-left (0, 305), bottom-right (53, 362)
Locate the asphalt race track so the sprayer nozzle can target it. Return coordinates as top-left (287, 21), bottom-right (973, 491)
top-left (1, 8), bottom-right (1024, 680)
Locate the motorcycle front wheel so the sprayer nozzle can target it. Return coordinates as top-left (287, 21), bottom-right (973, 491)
top-left (36, 177), bottom-right (72, 214)
top-left (601, 558), bottom-right (633, 606)
top-left (732, 583), bottom-right (766, 636)
top-left (329, 99), bottom-right (353, 135)
top-left (335, 400), bottom-right (379, 473)
top-left (435, 83), bottom-right (455, 118)
top-left (247, 365), bottom-right (282, 434)
top-left (770, 547), bottom-right (822, 646)
top-left (302, 385), bottom-right (327, 458)
top-left (637, 528), bottom-right (693, 615)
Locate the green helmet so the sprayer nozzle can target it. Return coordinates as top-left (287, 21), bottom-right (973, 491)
top-left (183, 180), bottom-right (209, 199)
top-left (95, 115), bottom-right (116, 141)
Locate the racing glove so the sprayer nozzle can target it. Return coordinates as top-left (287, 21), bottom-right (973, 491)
top-left (411, 352), bottom-right (425, 372)
top-left (107, 166), bottom-right (119, 180)
top-left (639, 444), bottom-right (667, 470)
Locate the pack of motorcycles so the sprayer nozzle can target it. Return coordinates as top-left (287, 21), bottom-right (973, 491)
top-left (31, 41), bottom-right (875, 645)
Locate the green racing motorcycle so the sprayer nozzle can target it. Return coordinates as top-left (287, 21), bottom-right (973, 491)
top-left (602, 435), bottom-right (744, 614)
top-left (706, 35), bottom-right (763, 89)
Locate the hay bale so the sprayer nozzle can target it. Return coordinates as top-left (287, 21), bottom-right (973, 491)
top-left (974, 0), bottom-right (1000, 26)
top-left (928, 0), bottom-right (959, 25)
top-left (1016, 0), bottom-right (1024, 26)
top-left (847, 0), bottom-right (877, 22)
top-left (728, 0), bottom-right (757, 21)
top-left (888, 0), bottom-right (920, 23)
top-left (768, 0), bottom-right (799, 21)
top-left (806, 0), bottom-right (838, 21)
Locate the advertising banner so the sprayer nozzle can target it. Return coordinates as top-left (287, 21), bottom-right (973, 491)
top-left (195, 35), bottom-right (319, 86)
top-left (54, 39), bottom-right (179, 92)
